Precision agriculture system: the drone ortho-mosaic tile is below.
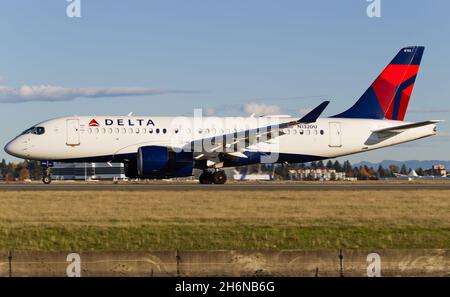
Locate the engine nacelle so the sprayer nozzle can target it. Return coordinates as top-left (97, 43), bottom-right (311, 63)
top-left (136, 146), bottom-right (193, 178)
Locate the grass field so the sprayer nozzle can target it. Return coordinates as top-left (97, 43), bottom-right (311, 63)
top-left (0, 189), bottom-right (448, 251)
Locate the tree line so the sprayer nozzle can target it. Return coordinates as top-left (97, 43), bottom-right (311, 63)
top-left (0, 159), bottom-right (42, 181)
top-left (0, 158), bottom-right (425, 181)
top-left (247, 160), bottom-right (424, 180)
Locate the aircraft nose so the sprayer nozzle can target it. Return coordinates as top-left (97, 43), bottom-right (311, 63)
top-left (4, 140), bottom-right (24, 158)
top-left (4, 141), bottom-right (15, 155)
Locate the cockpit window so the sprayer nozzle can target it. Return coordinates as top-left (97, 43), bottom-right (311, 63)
top-left (20, 126), bottom-right (45, 135)
top-left (20, 127), bottom-right (35, 135)
top-left (34, 127), bottom-right (45, 135)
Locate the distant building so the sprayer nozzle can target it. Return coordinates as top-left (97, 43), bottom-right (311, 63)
top-left (289, 168), bottom-right (353, 181)
top-left (51, 162), bottom-right (126, 180)
top-left (425, 164), bottom-right (447, 177)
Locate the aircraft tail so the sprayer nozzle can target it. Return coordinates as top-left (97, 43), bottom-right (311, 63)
top-left (332, 46), bottom-right (424, 121)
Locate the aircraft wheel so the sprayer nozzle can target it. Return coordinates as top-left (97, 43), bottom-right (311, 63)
top-left (199, 172), bottom-right (213, 184)
top-left (212, 171), bottom-right (227, 184)
top-left (42, 176), bottom-right (52, 184)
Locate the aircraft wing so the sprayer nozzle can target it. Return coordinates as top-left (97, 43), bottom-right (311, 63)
top-left (372, 120), bottom-right (442, 134)
top-left (191, 101), bottom-right (330, 160)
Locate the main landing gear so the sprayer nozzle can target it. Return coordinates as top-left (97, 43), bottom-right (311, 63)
top-left (199, 170), bottom-right (227, 184)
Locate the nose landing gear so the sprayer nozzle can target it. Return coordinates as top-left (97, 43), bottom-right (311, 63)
top-left (42, 175), bottom-right (52, 184)
top-left (40, 161), bottom-right (53, 184)
top-left (199, 170), bottom-right (227, 184)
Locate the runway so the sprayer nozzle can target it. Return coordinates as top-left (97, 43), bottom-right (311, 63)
top-left (1, 182), bottom-right (449, 191)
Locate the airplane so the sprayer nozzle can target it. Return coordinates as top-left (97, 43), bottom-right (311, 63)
top-left (4, 46), bottom-right (441, 184)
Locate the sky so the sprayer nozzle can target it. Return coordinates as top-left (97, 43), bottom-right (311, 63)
top-left (0, 0), bottom-right (449, 163)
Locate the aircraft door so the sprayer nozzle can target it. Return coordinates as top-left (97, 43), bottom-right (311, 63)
top-left (329, 122), bottom-right (342, 147)
top-left (66, 119), bottom-right (80, 146)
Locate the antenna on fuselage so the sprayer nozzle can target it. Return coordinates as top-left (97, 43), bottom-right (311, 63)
top-left (127, 112), bottom-right (133, 116)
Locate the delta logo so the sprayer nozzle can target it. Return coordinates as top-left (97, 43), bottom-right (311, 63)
top-left (88, 118), bottom-right (156, 127)
top-left (89, 119), bottom-right (100, 127)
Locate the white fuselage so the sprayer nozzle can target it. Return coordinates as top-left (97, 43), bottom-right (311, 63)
top-left (4, 115), bottom-right (437, 166)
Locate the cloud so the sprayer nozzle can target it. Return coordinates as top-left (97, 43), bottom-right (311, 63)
top-left (244, 103), bottom-right (280, 116)
top-left (408, 107), bottom-right (450, 113)
top-left (204, 107), bottom-right (216, 116)
top-left (0, 85), bottom-right (195, 103)
top-left (298, 107), bottom-right (313, 115)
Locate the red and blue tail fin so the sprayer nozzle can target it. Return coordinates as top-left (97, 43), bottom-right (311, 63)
top-left (332, 46), bottom-right (424, 121)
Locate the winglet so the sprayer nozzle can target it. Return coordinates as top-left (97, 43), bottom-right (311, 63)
top-left (297, 101), bottom-right (330, 123)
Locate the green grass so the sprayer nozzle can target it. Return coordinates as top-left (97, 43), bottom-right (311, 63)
top-left (1, 223), bottom-right (448, 251)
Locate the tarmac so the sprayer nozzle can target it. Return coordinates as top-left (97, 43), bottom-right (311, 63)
top-left (0, 182), bottom-right (449, 191)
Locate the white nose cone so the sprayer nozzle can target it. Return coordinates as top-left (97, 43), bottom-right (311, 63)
top-left (4, 141), bottom-right (14, 155)
top-left (4, 140), bottom-right (24, 158)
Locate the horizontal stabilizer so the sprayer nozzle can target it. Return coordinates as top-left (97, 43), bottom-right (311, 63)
top-left (372, 120), bottom-right (442, 134)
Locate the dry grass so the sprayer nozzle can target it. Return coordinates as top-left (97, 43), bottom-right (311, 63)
top-left (0, 190), bottom-right (448, 227)
top-left (0, 190), bottom-right (448, 250)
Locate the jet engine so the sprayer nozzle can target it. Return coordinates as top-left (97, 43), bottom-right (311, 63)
top-left (125, 146), bottom-right (193, 179)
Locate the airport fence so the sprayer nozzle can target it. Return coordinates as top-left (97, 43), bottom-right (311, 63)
top-left (0, 249), bottom-right (448, 277)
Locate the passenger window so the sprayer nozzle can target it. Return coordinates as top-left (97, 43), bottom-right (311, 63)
top-left (299, 129), bottom-right (304, 135)
top-left (163, 128), bottom-right (167, 134)
top-left (149, 128), bottom-right (153, 134)
top-left (115, 128), bottom-right (120, 134)
top-left (142, 128), bottom-right (147, 134)
top-left (135, 128), bottom-right (140, 134)
top-left (320, 130), bottom-right (324, 135)
top-left (101, 128), bottom-right (106, 134)
top-left (94, 128), bottom-right (99, 134)
top-left (108, 128), bottom-right (113, 134)
top-left (128, 128), bottom-right (133, 134)
top-left (156, 128), bottom-right (160, 134)
top-left (121, 128), bottom-right (126, 134)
